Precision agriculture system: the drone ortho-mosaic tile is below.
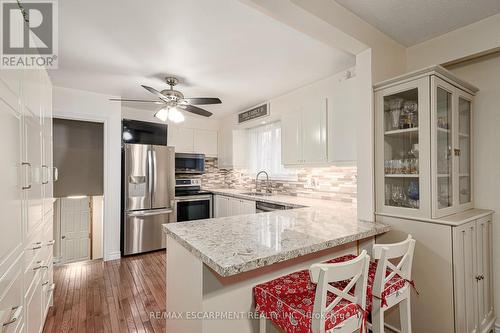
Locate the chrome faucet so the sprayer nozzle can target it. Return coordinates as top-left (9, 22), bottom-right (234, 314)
top-left (256, 171), bottom-right (271, 194)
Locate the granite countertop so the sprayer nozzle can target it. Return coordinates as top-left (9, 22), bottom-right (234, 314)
top-left (163, 189), bottom-right (391, 277)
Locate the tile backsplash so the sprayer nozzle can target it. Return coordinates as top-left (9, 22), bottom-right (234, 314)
top-left (200, 158), bottom-right (357, 203)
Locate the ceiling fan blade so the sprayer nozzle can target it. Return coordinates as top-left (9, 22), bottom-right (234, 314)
top-left (180, 104), bottom-right (213, 117)
top-left (141, 85), bottom-right (167, 99)
top-left (182, 97), bottom-right (222, 105)
top-left (109, 98), bottom-right (163, 104)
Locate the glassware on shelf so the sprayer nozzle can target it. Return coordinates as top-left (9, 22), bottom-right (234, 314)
top-left (404, 100), bottom-right (418, 128)
top-left (391, 109), bottom-right (401, 130)
top-left (384, 158), bottom-right (419, 175)
top-left (407, 180), bottom-right (419, 200)
top-left (437, 116), bottom-right (449, 129)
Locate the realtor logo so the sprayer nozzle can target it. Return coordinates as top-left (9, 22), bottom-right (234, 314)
top-left (1, 0), bottom-right (58, 68)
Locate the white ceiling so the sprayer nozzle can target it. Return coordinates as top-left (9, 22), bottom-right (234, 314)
top-left (49, 0), bottom-right (354, 118)
top-left (335, 0), bottom-right (500, 46)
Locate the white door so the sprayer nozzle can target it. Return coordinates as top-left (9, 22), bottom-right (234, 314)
top-left (0, 70), bottom-right (23, 281)
top-left (60, 197), bottom-right (91, 263)
top-left (476, 217), bottom-right (494, 331)
top-left (241, 199), bottom-right (256, 214)
top-left (453, 221), bottom-right (479, 333)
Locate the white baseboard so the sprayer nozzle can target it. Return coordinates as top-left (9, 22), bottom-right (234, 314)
top-left (104, 251), bottom-right (121, 261)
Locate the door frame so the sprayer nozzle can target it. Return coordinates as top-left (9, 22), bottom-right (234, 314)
top-left (52, 113), bottom-right (107, 261)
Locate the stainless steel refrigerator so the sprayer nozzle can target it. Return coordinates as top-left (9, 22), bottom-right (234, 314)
top-left (123, 144), bottom-right (175, 255)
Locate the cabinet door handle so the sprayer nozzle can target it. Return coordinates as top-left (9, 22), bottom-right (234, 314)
top-left (42, 165), bottom-right (49, 184)
top-left (2, 306), bottom-right (22, 327)
top-left (32, 261), bottom-right (43, 271)
top-left (53, 167), bottom-right (59, 182)
top-left (21, 162), bottom-right (32, 190)
top-left (454, 148), bottom-right (461, 156)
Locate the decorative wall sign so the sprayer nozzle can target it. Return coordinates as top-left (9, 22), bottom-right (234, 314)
top-left (238, 104), bottom-right (268, 124)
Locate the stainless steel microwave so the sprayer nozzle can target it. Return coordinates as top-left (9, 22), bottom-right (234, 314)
top-left (175, 153), bottom-right (205, 174)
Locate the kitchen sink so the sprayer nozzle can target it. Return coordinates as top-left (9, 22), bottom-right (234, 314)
top-left (239, 192), bottom-right (273, 197)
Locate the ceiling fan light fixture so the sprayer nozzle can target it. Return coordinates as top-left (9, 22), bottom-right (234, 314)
top-left (154, 106), bottom-right (185, 123)
top-left (168, 107), bottom-right (185, 123)
top-left (154, 107), bottom-right (169, 122)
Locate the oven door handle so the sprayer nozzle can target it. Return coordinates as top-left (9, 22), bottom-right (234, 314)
top-left (127, 208), bottom-right (173, 217)
top-left (175, 195), bottom-right (213, 202)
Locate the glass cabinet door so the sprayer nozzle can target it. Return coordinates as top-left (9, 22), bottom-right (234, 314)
top-left (383, 88), bottom-right (420, 209)
top-left (458, 97), bottom-right (472, 204)
top-left (436, 87), bottom-right (453, 210)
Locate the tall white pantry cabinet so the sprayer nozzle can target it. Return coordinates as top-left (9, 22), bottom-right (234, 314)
top-left (374, 66), bottom-right (494, 333)
top-left (0, 66), bottom-right (55, 333)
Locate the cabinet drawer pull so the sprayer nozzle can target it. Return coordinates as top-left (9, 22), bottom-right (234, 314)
top-left (46, 240), bottom-right (55, 246)
top-left (42, 281), bottom-right (49, 286)
top-left (32, 245), bottom-right (42, 250)
top-left (2, 306), bottom-right (22, 327)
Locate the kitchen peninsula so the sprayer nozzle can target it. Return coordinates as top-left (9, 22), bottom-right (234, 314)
top-left (163, 191), bottom-right (390, 332)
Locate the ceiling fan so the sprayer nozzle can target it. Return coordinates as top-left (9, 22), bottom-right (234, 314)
top-left (110, 76), bottom-right (221, 123)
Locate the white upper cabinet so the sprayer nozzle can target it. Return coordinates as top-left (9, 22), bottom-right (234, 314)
top-left (281, 108), bottom-right (302, 165)
top-left (375, 66), bottom-right (478, 219)
top-left (327, 77), bottom-right (357, 163)
top-left (280, 74), bottom-right (355, 166)
top-left (218, 128), bottom-right (247, 169)
top-left (280, 86), bottom-right (327, 166)
top-left (169, 126), bottom-right (218, 157)
top-left (193, 129), bottom-right (218, 157)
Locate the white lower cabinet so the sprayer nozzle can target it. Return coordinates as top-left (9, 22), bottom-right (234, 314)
top-left (453, 217), bottom-right (494, 333)
top-left (376, 211), bottom-right (494, 333)
top-left (214, 195), bottom-right (256, 218)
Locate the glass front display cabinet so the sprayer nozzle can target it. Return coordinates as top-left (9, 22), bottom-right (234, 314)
top-left (375, 67), bottom-right (476, 219)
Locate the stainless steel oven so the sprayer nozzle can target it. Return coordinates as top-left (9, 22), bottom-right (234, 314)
top-left (175, 194), bottom-right (213, 222)
top-left (175, 153), bottom-right (205, 174)
top-left (174, 178), bottom-right (212, 222)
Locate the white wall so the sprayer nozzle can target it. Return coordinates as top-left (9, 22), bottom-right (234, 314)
top-left (53, 86), bottom-right (122, 261)
top-left (446, 54), bottom-right (500, 324)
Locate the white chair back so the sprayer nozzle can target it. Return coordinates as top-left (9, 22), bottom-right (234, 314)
top-left (372, 235), bottom-right (416, 301)
top-left (309, 250), bottom-right (370, 333)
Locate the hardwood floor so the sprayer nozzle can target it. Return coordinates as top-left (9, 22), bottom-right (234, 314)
top-left (43, 251), bottom-right (166, 333)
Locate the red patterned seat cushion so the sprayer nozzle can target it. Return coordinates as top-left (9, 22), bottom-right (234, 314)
top-left (324, 255), bottom-right (407, 311)
top-left (254, 258), bottom-right (362, 333)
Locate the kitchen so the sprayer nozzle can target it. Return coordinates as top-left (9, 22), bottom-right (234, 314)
top-left (1, 1), bottom-right (500, 333)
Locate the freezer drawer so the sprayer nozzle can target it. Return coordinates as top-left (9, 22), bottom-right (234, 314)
top-left (124, 208), bottom-right (172, 255)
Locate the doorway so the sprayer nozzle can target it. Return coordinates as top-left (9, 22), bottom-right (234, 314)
top-left (52, 118), bottom-right (104, 264)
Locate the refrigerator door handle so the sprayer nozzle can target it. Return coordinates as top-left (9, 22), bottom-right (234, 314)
top-left (152, 149), bottom-right (157, 204)
top-left (147, 148), bottom-right (154, 203)
top-left (127, 208), bottom-right (173, 217)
